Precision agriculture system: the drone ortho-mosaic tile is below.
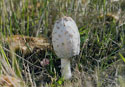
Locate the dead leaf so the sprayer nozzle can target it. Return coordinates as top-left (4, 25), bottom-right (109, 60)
top-left (3, 35), bottom-right (51, 55)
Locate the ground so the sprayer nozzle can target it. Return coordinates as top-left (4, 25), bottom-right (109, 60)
top-left (0, 0), bottom-right (125, 87)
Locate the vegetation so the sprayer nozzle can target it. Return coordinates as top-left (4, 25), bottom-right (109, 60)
top-left (0, 0), bottom-right (125, 87)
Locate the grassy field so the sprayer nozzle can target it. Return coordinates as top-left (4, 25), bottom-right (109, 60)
top-left (0, 0), bottom-right (125, 87)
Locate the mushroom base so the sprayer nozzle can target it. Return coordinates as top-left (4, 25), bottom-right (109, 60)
top-left (61, 58), bottom-right (72, 80)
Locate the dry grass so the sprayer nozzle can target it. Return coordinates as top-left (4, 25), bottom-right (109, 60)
top-left (1, 35), bottom-right (51, 55)
top-left (0, 0), bottom-right (125, 87)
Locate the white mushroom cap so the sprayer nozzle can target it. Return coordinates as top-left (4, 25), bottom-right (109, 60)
top-left (52, 16), bottom-right (80, 58)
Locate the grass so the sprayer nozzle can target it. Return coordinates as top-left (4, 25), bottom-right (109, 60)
top-left (0, 0), bottom-right (125, 87)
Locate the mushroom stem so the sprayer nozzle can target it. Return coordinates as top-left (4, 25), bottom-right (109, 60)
top-left (61, 58), bottom-right (72, 80)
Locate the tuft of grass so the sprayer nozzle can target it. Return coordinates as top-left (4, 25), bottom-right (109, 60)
top-left (0, 0), bottom-right (125, 87)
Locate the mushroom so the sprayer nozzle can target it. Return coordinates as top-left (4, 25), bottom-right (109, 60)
top-left (52, 16), bottom-right (80, 80)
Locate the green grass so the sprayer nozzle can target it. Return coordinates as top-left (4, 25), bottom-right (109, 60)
top-left (0, 0), bottom-right (125, 87)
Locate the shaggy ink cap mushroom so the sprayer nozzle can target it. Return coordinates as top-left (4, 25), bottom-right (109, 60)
top-left (52, 16), bottom-right (80, 80)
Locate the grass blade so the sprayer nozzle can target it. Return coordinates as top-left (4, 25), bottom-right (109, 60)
top-left (119, 52), bottom-right (125, 63)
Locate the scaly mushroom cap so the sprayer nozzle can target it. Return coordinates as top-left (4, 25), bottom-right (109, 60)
top-left (52, 16), bottom-right (80, 58)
